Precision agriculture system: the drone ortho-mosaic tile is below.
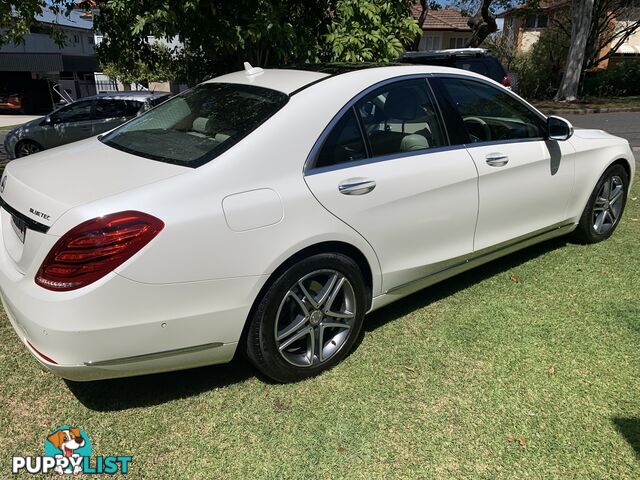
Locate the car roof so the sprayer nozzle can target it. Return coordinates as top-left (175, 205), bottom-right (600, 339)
top-left (206, 63), bottom-right (492, 96)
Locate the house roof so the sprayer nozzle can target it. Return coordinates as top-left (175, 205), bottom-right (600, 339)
top-left (35, 7), bottom-right (94, 31)
top-left (410, 6), bottom-right (472, 32)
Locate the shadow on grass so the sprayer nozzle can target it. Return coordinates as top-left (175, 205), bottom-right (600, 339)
top-left (613, 418), bottom-right (640, 457)
top-left (68, 236), bottom-right (570, 411)
top-left (66, 357), bottom-right (256, 412)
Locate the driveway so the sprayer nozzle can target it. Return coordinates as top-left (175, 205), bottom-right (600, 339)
top-left (0, 115), bottom-right (40, 129)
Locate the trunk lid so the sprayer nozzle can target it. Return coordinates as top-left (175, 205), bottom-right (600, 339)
top-left (0, 137), bottom-right (186, 273)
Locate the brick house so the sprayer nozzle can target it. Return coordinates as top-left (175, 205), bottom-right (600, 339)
top-left (410, 6), bottom-right (473, 51)
top-left (499, 0), bottom-right (640, 67)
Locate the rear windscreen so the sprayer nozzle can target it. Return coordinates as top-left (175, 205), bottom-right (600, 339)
top-left (101, 83), bottom-right (288, 167)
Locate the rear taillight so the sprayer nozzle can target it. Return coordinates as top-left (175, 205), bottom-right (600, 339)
top-left (35, 211), bottom-right (164, 291)
top-left (501, 75), bottom-right (512, 88)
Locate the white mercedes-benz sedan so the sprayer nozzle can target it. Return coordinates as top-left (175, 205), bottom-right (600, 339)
top-left (0, 64), bottom-right (634, 383)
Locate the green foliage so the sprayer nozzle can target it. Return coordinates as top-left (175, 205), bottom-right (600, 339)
top-left (582, 61), bottom-right (640, 97)
top-left (95, 0), bottom-right (420, 85)
top-left (0, 0), bottom-right (73, 48)
top-left (510, 28), bottom-right (570, 100)
top-left (324, 0), bottom-right (421, 62)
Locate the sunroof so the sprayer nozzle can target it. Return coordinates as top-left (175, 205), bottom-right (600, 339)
top-left (283, 62), bottom-right (403, 76)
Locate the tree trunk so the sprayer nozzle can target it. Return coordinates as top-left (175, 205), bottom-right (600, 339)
top-left (555, 0), bottom-right (595, 102)
top-left (411, 0), bottom-right (428, 51)
top-left (466, 0), bottom-right (497, 48)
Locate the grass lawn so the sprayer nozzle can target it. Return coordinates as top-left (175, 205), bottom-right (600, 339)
top-left (1, 173), bottom-right (639, 479)
top-left (535, 96), bottom-right (640, 112)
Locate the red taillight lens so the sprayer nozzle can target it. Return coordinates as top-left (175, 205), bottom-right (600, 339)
top-left (35, 211), bottom-right (164, 291)
top-left (502, 75), bottom-right (512, 88)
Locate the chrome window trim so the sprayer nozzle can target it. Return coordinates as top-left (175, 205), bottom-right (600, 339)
top-left (303, 74), bottom-right (449, 175)
top-left (306, 143), bottom-right (467, 176)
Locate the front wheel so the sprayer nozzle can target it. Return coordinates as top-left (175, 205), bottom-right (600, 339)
top-left (246, 253), bottom-right (367, 383)
top-left (15, 140), bottom-right (42, 158)
top-left (574, 164), bottom-right (629, 243)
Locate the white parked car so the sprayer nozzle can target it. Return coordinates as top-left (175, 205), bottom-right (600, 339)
top-left (0, 64), bottom-right (634, 383)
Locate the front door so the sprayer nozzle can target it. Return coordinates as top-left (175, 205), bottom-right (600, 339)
top-left (434, 77), bottom-right (576, 251)
top-left (304, 78), bottom-right (479, 291)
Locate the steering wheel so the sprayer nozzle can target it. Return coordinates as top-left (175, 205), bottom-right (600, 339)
top-left (464, 117), bottom-right (492, 143)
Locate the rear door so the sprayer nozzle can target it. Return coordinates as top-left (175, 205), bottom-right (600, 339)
top-left (432, 76), bottom-right (575, 251)
top-left (93, 99), bottom-right (142, 135)
top-left (304, 77), bottom-right (479, 291)
top-left (46, 99), bottom-right (95, 146)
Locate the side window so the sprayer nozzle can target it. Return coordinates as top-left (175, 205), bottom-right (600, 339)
top-left (50, 101), bottom-right (93, 124)
top-left (355, 79), bottom-right (447, 157)
top-left (94, 99), bottom-right (141, 120)
top-left (441, 78), bottom-right (545, 143)
top-left (315, 108), bottom-right (367, 169)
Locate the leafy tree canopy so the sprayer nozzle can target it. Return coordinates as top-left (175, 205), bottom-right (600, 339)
top-left (0, 0), bottom-right (74, 48)
top-left (94, 0), bottom-right (422, 85)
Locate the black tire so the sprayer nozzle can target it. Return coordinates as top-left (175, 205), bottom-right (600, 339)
top-left (246, 253), bottom-right (367, 383)
top-left (574, 163), bottom-right (629, 244)
top-left (15, 140), bottom-right (42, 158)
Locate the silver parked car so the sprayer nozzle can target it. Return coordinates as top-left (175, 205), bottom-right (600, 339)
top-left (3, 91), bottom-right (170, 159)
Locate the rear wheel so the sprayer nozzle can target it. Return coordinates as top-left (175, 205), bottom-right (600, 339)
top-left (246, 253), bottom-right (366, 383)
top-left (15, 140), bottom-right (42, 158)
top-left (574, 164), bottom-right (629, 243)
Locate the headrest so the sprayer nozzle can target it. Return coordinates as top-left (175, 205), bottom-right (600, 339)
top-left (400, 134), bottom-right (429, 152)
top-left (384, 88), bottom-right (417, 120)
top-left (192, 117), bottom-right (213, 134)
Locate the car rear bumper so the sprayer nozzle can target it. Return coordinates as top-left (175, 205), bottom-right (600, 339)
top-left (0, 221), bottom-right (265, 381)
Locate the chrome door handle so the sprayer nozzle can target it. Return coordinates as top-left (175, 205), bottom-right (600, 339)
top-left (485, 153), bottom-right (509, 167)
top-left (338, 178), bottom-right (376, 195)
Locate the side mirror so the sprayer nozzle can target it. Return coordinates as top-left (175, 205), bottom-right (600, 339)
top-left (547, 116), bottom-right (573, 141)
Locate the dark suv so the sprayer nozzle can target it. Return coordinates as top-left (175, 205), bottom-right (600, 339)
top-left (398, 48), bottom-right (514, 91)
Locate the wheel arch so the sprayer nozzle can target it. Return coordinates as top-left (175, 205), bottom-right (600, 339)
top-left (238, 241), bottom-right (376, 354)
top-left (15, 138), bottom-right (44, 155)
top-left (610, 157), bottom-right (633, 185)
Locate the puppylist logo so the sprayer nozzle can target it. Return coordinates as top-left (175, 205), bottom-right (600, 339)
top-left (12, 426), bottom-right (132, 475)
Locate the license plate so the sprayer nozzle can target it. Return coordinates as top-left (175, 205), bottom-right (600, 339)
top-left (10, 214), bottom-right (26, 243)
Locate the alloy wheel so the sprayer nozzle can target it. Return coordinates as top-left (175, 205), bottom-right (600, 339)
top-left (16, 142), bottom-right (41, 157)
top-left (274, 269), bottom-right (356, 368)
top-left (592, 175), bottom-right (624, 235)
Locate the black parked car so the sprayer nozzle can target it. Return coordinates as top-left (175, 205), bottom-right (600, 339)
top-left (398, 48), bottom-right (514, 91)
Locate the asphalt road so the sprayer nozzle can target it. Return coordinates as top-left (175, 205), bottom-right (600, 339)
top-left (1, 111), bottom-right (639, 163)
top-left (563, 111), bottom-right (640, 160)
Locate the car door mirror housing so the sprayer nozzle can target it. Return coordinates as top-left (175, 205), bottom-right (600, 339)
top-left (547, 116), bottom-right (573, 141)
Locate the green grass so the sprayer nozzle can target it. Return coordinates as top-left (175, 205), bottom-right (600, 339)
top-left (1, 174), bottom-right (639, 479)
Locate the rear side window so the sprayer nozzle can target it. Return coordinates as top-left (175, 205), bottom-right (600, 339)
top-left (316, 109), bottom-right (367, 168)
top-left (357, 79), bottom-right (446, 158)
top-left (314, 78), bottom-right (447, 169)
top-left (455, 60), bottom-right (489, 77)
top-left (101, 84), bottom-right (288, 167)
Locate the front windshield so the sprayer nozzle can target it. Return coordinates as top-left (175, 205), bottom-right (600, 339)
top-left (101, 83), bottom-right (289, 167)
